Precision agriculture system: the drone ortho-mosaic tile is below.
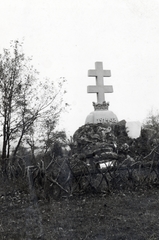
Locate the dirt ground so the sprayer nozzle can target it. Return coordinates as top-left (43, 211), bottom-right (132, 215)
top-left (0, 180), bottom-right (159, 240)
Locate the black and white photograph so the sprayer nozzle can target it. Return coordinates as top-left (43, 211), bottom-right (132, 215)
top-left (0, 1), bottom-right (159, 239)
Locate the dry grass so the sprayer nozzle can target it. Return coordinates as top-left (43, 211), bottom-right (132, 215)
top-left (0, 177), bottom-right (159, 240)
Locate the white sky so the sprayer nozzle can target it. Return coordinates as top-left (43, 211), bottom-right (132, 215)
top-left (1, 0), bottom-right (159, 136)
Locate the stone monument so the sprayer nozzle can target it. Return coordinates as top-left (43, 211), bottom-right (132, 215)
top-left (72, 62), bottom-right (119, 166)
top-left (85, 62), bottom-right (118, 124)
top-left (71, 61), bottom-right (139, 184)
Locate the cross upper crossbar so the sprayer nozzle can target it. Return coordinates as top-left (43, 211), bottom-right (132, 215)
top-left (87, 62), bottom-right (113, 103)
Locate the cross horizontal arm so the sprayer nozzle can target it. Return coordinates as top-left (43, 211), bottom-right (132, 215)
top-left (87, 85), bottom-right (113, 93)
top-left (88, 69), bottom-right (111, 77)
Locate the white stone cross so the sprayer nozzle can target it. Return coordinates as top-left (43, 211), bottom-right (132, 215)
top-left (87, 62), bottom-right (113, 103)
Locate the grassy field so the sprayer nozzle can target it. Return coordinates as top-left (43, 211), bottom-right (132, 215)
top-left (0, 178), bottom-right (159, 240)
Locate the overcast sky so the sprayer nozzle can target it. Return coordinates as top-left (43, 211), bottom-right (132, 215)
top-left (1, 0), bottom-right (159, 136)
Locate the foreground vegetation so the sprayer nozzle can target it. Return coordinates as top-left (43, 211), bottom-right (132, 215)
top-left (1, 136), bottom-right (159, 239)
top-left (0, 176), bottom-right (159, 240)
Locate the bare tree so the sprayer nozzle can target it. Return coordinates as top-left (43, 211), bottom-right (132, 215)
top-left (0, 40), bottom-right (67, 168)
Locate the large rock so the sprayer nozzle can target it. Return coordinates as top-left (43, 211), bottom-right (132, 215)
top-left (73, 123), bottom-right (121, 164)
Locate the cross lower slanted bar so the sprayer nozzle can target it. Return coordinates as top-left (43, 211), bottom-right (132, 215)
top-left (87, 62), bottom-right (113, 103)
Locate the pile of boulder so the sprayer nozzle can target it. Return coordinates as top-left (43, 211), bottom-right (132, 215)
top-left (72, 122), bottom-right (128, 167)
top-left (67, 121), bottom-right (140, 192)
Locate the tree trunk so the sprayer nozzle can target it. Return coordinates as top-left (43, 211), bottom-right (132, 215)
top-left (12, 130), bottom-right (24, 162)
top-left (2, 118), bottom-right (7, 160)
